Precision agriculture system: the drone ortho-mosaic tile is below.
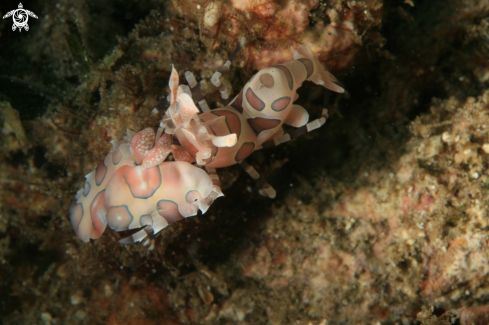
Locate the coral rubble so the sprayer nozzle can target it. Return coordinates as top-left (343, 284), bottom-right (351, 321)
top-left (172, 0), bottom-right (382, 70)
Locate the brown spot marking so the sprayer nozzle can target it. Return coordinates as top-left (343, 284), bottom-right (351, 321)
top-left (90, 190), bottom-right (107, 237)
top-left (271, 96), bottom-right (291, 112)
top-left (95, 161), bottom-right (107, 186)
top-left (107, 205), bottom-right (133, 231)
top-left (246, 88), bottom-right (265, 111)
top-left (230, 89), bottom-right (244, 113)
top-left (157, 200), bottom-right (183, 224)
top-left (139, 214), bottom-right (153, 227)
top-left (123, 166), bottom-right (162, 199)
top-left (83, 181), bottom-right (91, 197)
top-left (259, 73), bottom-right (274, 88)
top-left (235, 142), bottom-right (255, 162)
top-left (212, 110), bottom-right (241, 140)
top-left (298, 58), bottom-right (314, 78)
top-left (112, 148), bottom-right (123, 164)
top-left (275, 65), bottom-right (293, 90)
top-left (69, 200), bottom-right (84, 231)
top-left (247, 117), bottom-right (281, 135)
top-left (186, 190), bottom-right (203, 204)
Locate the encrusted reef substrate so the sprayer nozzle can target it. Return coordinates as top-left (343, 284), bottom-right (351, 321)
top-left (237, 91), bottom-right (489, 324)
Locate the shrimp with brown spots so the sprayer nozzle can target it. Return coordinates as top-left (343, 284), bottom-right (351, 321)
top-left (156, 43), bottom-right (344, 197)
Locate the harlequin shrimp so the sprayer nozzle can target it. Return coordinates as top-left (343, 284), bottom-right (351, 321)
top-left (69, 130), bottom-right (223, 245)
top-left (155, 42), bottom-right (344, 198)
top-left (69, 42), bottom-right (344, 245)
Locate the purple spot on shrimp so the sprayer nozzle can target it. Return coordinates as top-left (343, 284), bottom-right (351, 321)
top-left (298, 58), bottom-right (314, 78)
top-left (140, 214), bottom-right (153, 227)
top-left (247, 117), bottom-right (281, 135)
top-left (259, 73), bottom-right (274, 88)
top-left (157, 199), bottom-right (182, 224)
top-left (89, 190), bottom-right (107, 238)
top-left (275, 65), bottom-right (293, 90)
top-left (83, 180), bottom-right (91, 197)
top-left (95, 161), bottom-right (107, 186)
top-left (123, 166), bottom-right (162, 199)
top-left (107, 205), bottom-right (134, 231)
top-left (235, 142), bottom-right (255, 162)
top-left (112, 148), bottom-right (123, 164)
top-left (69, 199), bottom-right (84, 232)
top-left (271, 96), bottom-right (291, 112)
top-left (246, 88), bottom-right (265, 111)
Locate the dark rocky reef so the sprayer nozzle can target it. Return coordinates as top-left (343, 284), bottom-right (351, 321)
top-left (1, 0), bottom-right (489, 324)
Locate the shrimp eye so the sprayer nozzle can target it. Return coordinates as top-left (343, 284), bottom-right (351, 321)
top-left (186, 190), bottom-right (202, 204)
